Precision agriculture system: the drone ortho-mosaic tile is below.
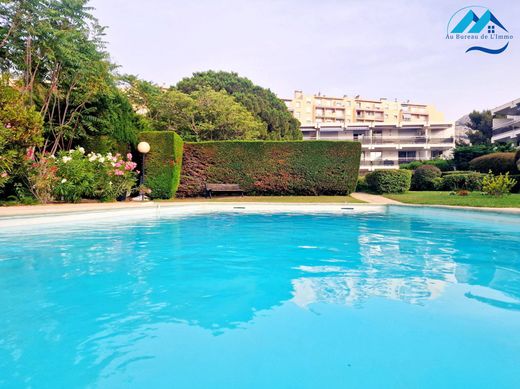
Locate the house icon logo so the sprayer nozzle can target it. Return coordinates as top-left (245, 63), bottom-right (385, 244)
top-left (446, 6), bottom-right (513, 54)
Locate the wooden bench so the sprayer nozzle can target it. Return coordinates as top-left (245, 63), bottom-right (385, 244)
top-left (204, 183), bottom-right (244, 198)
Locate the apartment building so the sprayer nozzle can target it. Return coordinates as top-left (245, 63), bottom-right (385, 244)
top-left (283, 91), bottom-right (454, 172)
top-left (491, 98), bottom-right (520, 146)
top-left (283, 90), bottom-right (445, 126)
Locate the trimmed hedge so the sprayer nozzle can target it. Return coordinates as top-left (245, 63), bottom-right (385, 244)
top-left (139, 131), bottom-right (184, 199)
top-left (469, 152), bottom-right (519, 175)
top-left (400, 159), bottom-right (452, 171)
top-left (365, 170), bottom-right (412, 194)
top-left (411, 165), bottom-right (442, 190)
top-left (177, 141), bottom-right (361, 196)
top-left (440, 172), bottom-right (484, 191)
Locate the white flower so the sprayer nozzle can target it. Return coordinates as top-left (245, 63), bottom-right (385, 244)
top-left (61, 178), bottom-right (67, 184)
top-left (68, 150), bottom-right (74, 154)
top-left (49, 155), bottom-right (56, 159)
top-left (111, 162), bottom-right (116, 167)
top-left (62, 156), bottom-right (72, 163)
top-left (89, 155), bottom-right (97, 162)
top-left (78, 147), bottom-right (85, 154)
top-left (98, 157), bottom-right (105, 163)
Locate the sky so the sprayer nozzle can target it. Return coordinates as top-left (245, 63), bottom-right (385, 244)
top-left (90, 0), bottom-right (520, 121)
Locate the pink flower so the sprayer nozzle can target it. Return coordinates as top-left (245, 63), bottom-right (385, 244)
top-left (114, 161), bottom-right (123, 168)
top-left (114, 169), bottom-right (124, 176)
top-left (26, 147), bottom-right (35, 160)
top-left (127, 153), bottom-right (133, 161)
top-left (1, 172), bottom-right (8, 178)
top-left (125, 161), bottom-right (137, 171)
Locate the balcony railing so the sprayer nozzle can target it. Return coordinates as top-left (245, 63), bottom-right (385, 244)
top-left (351, 136), bottom-right (453, 145)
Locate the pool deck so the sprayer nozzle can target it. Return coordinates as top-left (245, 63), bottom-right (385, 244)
top-left (0, 199), bottom-right (519, 219)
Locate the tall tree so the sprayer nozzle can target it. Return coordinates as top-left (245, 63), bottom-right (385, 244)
top-left (466, 110), bottom-right (493, 145)
top-left (176, 71), bottom-right (301, 140)
top-left (153, 88), bottom-right (266, 141)
top-left (0, 0), bottom-right (116, 153)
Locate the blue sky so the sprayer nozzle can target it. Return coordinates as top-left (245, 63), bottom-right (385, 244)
top-left (90, 0), bottom-right (520, 121)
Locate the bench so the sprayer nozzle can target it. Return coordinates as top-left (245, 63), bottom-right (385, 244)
top-left (204, 183), bottom-right (244, 198)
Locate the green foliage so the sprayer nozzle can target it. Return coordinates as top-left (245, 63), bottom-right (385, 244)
top-left (140, 131), bottom-right (184, 199)
top-left (411, 165), bottom-right (442, 190)
top-left (400, 159), bottom-right (452, 171)
top-left (0, 0), bottom-right (127, 153)
top-left (465, 110), bottom-right (493, 145)
top-left (365, 170), bottom-right (412, 194)
top-left (177, 141), bottom-right (360, 196)
top-left (355, 176), bottom-right (369, 192)
top-left (0, 79), bottom-right (43, 192)
top-left (440, 173), bottom-right (484, 191)
top-left (482, 171), bottom-right (517, 196)
top-left (153, 88), bottom-right (266, 141)
top-left (176, 71), bottom-right (301, 140)
top-left (25, 148), bottom-right (138, 203)
top-left (452, 143), bottom-right (514, 170)
top-left (469, 152), bottom-right (519, 175)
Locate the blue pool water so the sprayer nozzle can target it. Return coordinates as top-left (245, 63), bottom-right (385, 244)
top-left (0, 207), bottom-right (520, 388)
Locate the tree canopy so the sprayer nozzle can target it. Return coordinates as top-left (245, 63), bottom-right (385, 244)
top-left (0, 0), bottom-right (140, 152)
top-left (466, 110), bottom-right (493, 145)
top-left (176, 71), bottom-right (301, 140)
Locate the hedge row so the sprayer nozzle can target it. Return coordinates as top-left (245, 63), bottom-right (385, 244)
top-left (139, 131), bottom-right (184, 199)
top-left (469, 152), bottom-right (519, 175)
top-left (177, 141), bottom-right (361, 196)
top-left (365, 170), bottom-right (412, 194)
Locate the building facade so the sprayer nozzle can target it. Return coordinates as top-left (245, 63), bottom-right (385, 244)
top-left (283, 90), bottom-right (446, 127)
top-left (283, 91), bottom-right (454, 172)
top-left (491, 98), bottom-right (520, 146)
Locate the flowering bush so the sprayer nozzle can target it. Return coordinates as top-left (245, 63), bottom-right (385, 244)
top-left (25, 149), bottom-right (58, 204)
top-left (24, 147), bottom-right (138, 203)
top-left (87, 151), bottom-right (138, 201)
top-left (482, 171), bottom-right (517, 196)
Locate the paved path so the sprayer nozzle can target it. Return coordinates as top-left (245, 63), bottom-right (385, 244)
top-left (350, 192), bottom-right (402, 204)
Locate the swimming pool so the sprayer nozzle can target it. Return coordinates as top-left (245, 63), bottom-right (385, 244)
top-left (1, 205), bottom-right (519, 388)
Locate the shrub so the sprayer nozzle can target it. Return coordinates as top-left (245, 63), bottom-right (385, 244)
top-left (453, 144), bottom-right (514, 170)
top-left (139, 131), bottom-right (184, 199)
top-left (482, 172), bottom-right (517, 196)
top-left (441, 173), bottom-right (484, 191)
top-left (356, 176), bottom-right (369, 192)
top-left (432, 177), bottom-right (444, 191)
top-left (469, 152), bottom-right (519, 175)
top-left (411, 165), bottom-right (442, 190)
top-left (510, 175), bottom-right (520, 193)
top-left (365, 170), bottom-right (411, 194)
top-left (400, 159), bottom-right (452, 171)
top-left (177, 141), bottom-right (361, 196)
top-left (53, 148), bottom-right (137, 202)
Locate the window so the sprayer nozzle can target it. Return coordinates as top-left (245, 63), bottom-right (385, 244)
top-left (398, 151), bottom-right (416, 161)
top-left (431, 150), bottom-right (443, 158)
top-left (370, 151), bottom-right (382, 161)
top-left (296, 102), bottom-right (301, 108)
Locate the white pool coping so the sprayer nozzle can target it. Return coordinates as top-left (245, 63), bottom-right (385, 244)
top-left (0, 202), bottom-right (386, 229)
top-left (0, 201), bottom-right (518, 230)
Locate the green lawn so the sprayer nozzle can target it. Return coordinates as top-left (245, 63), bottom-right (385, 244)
top-left (384, 191), bottom-right (520, 208)
top-left (163, 195), bottom-right (365, 203)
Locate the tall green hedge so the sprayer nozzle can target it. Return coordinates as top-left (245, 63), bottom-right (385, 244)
top-left (177, 141), bottom-right (361, 196)
top-left (139, 131), bottom-right (184, 199)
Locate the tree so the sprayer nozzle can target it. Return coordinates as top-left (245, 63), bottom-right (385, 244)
top-left (0, 79), bottom-right (43, 189)
top-left (153, 88), bottom-right (266, 141)
top-left (452, 143), bottom-right (515, 170)
top-left (0, 0), bottom-right (116, 153)
top-left (466, 110), bottom-right (493, 145)
top-left (176, 71), bottom-right (301, 140)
